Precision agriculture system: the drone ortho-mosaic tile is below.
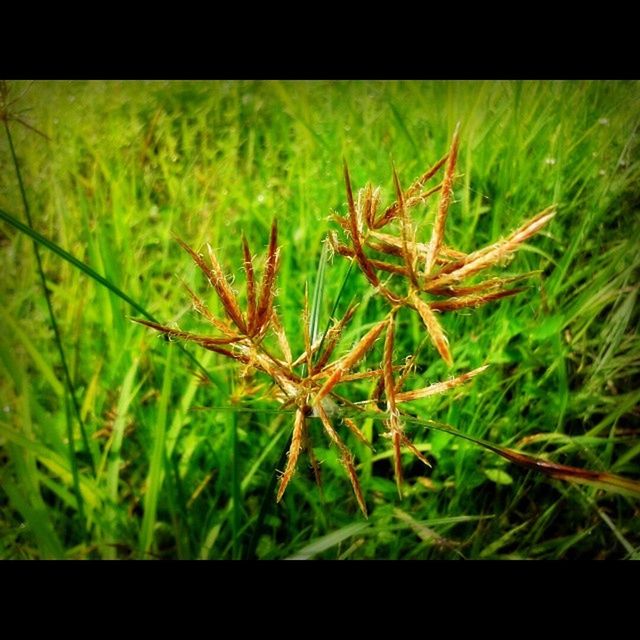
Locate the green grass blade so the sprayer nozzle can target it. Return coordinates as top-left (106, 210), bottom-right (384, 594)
top-left (356, 411), bottom-right (640, 499)
top-left (104, 359), bottom-right (140, 559)
top-left (286, 522), bottom-right (369, 560)
top-left (0, 205), bottom-right (219, 389)
top-left (1, 480), bottom-right (65, 559)
top-left (309, 239), bottom-right (329, 346)
top-left (0, 308), bottom-right (64, 397)
top-left (0, 205), bottom-right (152, 319)
top-left (244, 436), bottom-right (289, 561)
top-left (139, 345), bottom-right (174, 558)
top-left (0, 421), bottom-right (103, 510)
top-left (4, 120), bottom-right (94, 480)
top-left (228, 375), bottom-right (241, 560)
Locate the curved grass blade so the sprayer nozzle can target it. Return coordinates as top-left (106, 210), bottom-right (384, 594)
top-left (4, 120), bottom-right (93, 526)
top-left (0, 206), bottom-right (220, 390)
top-left (354, 411), bottom-right (640, 499)
top-left (286, 522), bottom-right (369, 560)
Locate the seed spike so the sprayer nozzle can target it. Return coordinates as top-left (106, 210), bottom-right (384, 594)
top-left (277, 407), bottom-right (306, 502)
top-left (313, 303), bottom-right (359, 372)
top-left (374, 153), bottom-right (449, 229)
top-left (425, 206), bottom-right (556, 289)
top-left (302, 425), bottom-right (323, 492)
top-left (392, 164), bottom-right (419, 287)
top-left (400, 433), bottom-right (431, 468)
top-left (424, 122), bottom-right (461, 276)
top-left (395, 364), bottom-right (489, 403)
top-left (255, 219), bottom-right (280, 335)
top-left (343, 417), bottom-right (374, 450)
top-left (392, 429), bottom-right (404, 498)
top-left (343, 159), bottom-right (380, 287)
top-left (180, 279), bottom-right (236, 337)
top-left (409, 291), bottom-right (453, 366)
top-left (314, 319), bottom-right (387, 405)
top-left (429, 288), bottom-right (526, 312)
top-left (303, 283), bottom-right (313, 373)
top-left (270, 308), bottom-right (293, 365)
top-left (315, 402), bottom-right (367, 517)
top-left (132, 317), bottom-right (241, 347)
top-left (242, 234), bottom-right (257, 335)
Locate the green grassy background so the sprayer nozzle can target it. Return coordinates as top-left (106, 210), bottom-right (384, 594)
top-left (0, 80), bottom-right (638, 559)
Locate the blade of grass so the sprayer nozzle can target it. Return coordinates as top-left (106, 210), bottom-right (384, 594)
top-left (0, 421), bottom-right (103, 510)
top-left (0, 308), bottom-right (64, 397)
top-left (4, 120), bottom-right (95, 488)
top-left (1, 480), bottom-right (65, 559)
top-left (229, 373), bottom-right (241, 560)
top-left (314, 258), bottom-right (355, 366)
top-left (286, 522), bottom-right (369, 560)
top-left (104, 359), bottom-right (140, 559)
top-left (139, 344), bottom-right (174, 558)
top-left (353, 411), bottom-right (640, 499)
top-left (244, 433), bottom-right (290, 561)
top-left (310, 239), bottom-right (329, 346)
top-left (0, 205), bottom-right (220, 391)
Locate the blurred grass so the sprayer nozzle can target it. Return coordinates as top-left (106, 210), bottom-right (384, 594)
top-left (0, 80), bottom-right (638, 559)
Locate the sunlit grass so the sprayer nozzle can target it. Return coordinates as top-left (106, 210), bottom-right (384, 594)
top-left (0, 80), bottom-right (638, 559)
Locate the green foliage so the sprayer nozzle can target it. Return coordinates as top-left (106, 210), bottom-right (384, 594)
top-left (0, 80), bottom-right (638, 559)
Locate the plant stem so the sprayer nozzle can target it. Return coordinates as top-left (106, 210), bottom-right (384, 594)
top-left (4, 120), bottom-right (90, 530)
top-left (0, 204), bottom-right (220, 391)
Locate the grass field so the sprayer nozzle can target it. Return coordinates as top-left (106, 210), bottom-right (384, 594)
top-left (0, 80), bottom-right (638, 560)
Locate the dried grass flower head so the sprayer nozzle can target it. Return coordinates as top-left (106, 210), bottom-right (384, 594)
top-left (330, 123), bottom-right (556, 366)
top-left (136, 125), bottom-right (560, 516)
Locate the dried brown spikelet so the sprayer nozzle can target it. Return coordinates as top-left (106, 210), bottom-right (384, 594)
top-left (189, 239), bottom-right (247, 333)
top-left (314, 319), bottom-right (387, 405)
top-left (382, 314), bottom-right (405, 496)
top-left (181, 280), bottom-right (236, 337)
top-left (313, 303), bottom-right (358, 373)
top-left (374, 153), bottom-right (448, 229)
top-left (277, 407), bottom-right (306, 502)
top-left (343, 161), bottom-right (380, 287)
top-left (255, 219), bottom-right (279, 335)
top-left (342, 417), bottom-right (373, 449)
top-left (428, 288), bottom-right (525, 312)
top-left (395, 365), bottom-right (489, 403)
top-left (425, 207), bottom-right (556, 290)
top-left (270, 309), bottom-right (292, 365)
top-left (408, 291), bottom-right (453, 366)
top-left (315, 401), bottom-right (367, 516)
top-left (241, 235), bottom-right (257, 334)
top-left (392, 166), bottom-right (419, 287)
top-left (132, 318), bottom-right (241, 347)
top-left (424, 122), bottom-right (460, 276)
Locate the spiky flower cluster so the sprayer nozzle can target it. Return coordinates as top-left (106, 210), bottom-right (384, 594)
top-left (137, 126), bottom-right (555, 516)
top-left (330, 124), bottom-right (555, 366)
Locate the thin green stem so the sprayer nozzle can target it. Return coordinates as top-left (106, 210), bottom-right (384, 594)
top-left (313, 259), bottom-right (355, 366)
top-left (244, 437), bottom-right (289, 561)
top-left (229, 375), bottom-right (241, 560)
top-left (0, 205), bottom-right (219, 390)
top-left (4, 120), bottom-right (91, 529)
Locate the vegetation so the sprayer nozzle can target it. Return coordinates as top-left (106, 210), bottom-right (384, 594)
top-left (0, 80), bottom-right (638, 559)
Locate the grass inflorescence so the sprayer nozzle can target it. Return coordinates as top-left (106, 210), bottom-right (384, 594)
top-left (0, 80), bottom-right (638, 559)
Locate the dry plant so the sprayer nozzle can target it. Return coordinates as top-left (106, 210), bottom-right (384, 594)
top-left (136, 126), bottom-right (640, 516)
top-left (135, 219), bottom-right (481, 516)
top-left (329, 123), bottom-right (556, 367)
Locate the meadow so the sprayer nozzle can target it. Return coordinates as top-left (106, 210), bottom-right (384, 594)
top-left (0, 80), bottom-right (638, 559)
